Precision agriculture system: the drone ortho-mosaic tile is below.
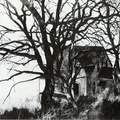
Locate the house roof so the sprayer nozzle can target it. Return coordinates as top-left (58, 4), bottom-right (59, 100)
top-left (72, 46), bottom-right (112, 67)
top-left (73, 46), bottom-right (105, 52)
top-left (98, 67), bottom-right (113, 79)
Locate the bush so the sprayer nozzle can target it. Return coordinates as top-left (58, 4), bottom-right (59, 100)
top-left (101, 99), bottom-right (120, 119)
top-left (0, 107), bottom-right (41, 119)
top-left (77, 95), bottom-right (96, 112)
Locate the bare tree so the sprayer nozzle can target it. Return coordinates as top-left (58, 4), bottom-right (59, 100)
top-left (0, 0), bottom-right (120, 113)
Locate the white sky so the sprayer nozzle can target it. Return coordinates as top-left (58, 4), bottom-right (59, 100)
top-left (0, 0), bottom-right (46, 111)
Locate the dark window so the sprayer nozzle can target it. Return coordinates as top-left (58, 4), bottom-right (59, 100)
top-left (93, 82), bottom-right (96, 94)
top-left (98, 81), bottom-right (106, 89)
top-left (74, 83), bottom-right (79, 96)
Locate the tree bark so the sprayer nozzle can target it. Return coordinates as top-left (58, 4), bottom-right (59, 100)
top-left (41, 72), bottom-right (54, 114)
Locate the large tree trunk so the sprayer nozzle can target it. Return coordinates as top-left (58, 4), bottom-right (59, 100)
top-left (41, 72), bottom-right (54, 114)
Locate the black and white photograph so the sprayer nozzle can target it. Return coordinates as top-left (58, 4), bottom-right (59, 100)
top-left (0, 0), bottom-right (119, 119)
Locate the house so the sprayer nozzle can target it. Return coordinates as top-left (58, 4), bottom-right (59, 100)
top-left (54, 46), bottom-right (113, 100)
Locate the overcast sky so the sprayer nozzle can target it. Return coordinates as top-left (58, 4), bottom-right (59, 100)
top-left (0, 0), bottom-right (46, 111)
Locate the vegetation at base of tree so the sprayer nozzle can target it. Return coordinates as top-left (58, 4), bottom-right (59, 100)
top-left (40, 95), bottom-right (96, 119)
top-left (0, 107), bottom-right (41, 119)
top-left (101, 99), bottom-right (120, 119)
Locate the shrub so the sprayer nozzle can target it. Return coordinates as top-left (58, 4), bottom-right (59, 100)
top-left (77, 95), bottom-right (96, 112)
top-left (101, 99), bottom-right (120, 119)
top-left (0, 107), bottom-right (40, 119)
